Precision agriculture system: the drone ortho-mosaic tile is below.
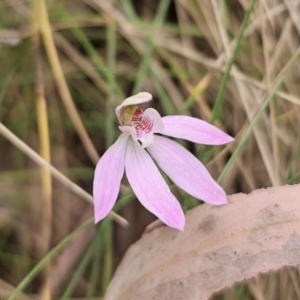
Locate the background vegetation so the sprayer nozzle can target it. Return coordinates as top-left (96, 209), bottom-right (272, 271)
top-left (0, 0), bottom-right (300, 298)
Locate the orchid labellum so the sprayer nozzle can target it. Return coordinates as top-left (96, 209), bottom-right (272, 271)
top-left (93, 92), bottom-right (234, 230)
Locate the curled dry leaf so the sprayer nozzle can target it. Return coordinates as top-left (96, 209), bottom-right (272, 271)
top-left (105, 184), bottom-right (300, 300)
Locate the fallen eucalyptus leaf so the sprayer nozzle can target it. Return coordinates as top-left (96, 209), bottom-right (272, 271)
top-left (105, 184), bottom-right (300, 300)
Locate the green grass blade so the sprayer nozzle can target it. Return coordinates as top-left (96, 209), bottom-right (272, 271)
top-left (106, 20), bottom-right (117, 147)
top-left (132, 0), bottom-right (171, 94)
top-left (217, 76), bottom-right (284, 184)
top-left (87, 233), bottom-right (102, 299)
top-left (9, 219), bottom-right (93, 300)
top-left (101, 220), bottom-right (113, 295)
top-left (152, 72), bottom-right (176, 115)
top-left (211, 0), bottom-right (257, 122)
top-left (119, 0), bottom-right (139, 22)
top-left (69, 25), bottom-right (124, 100)
top-left (60, 238), bottom-right (98, 300)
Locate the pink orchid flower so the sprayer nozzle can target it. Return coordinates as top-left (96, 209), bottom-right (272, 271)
top-left (93, 92), bottom-right (234, 230)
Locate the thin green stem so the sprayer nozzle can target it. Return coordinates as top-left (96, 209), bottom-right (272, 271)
top-left (87, 230), bottom-right (102, 299)
top-left (119, 0), bottom-right (139, 22)
top-left (101, 220), bottom-right (113, 295)
top-left (211, 0), bottom-right (257, 122)
top-left (151, 72), bottom-right (176, 115)
top-left (132, 0), bottom-right (171, 94)
top-left (60, 238), bottom-right (98, 300)
top-left (218, 46), bottom-right (300, 184)
top-left (218, 77), bottom-right (283, 184)
top-left (70, 25), bottom-right (124, 100)
top-left (106, 19), bottom-right (116, 147)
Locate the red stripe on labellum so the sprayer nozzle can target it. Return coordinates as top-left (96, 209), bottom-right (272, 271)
top-left (134, 115), bottom-right (153, 138)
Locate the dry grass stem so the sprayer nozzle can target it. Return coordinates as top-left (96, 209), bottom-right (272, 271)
top-left (37, 0), bottom-right (100, 164)
top-left (0, 123), bottom-right (128, 227)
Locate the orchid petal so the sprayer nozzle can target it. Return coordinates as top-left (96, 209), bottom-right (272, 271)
top-left (125, 138), bottom-right (185, 230)
top-left (143, 108), bottom-right (164, 133)
top-left (162, 115), bottom-right (234, 145)
top-left (119, 125), bottom-right (138, 141)
top-left (119, 108), bottom-right (164, 148)
top-left (93, 134), bottom-right (128, 223)
top-left (138, 108), bottom-right (164, 148)
top-left (116, 92), bottom-right (152, 124)
top-left (147, 136), bottom-right (228, 205)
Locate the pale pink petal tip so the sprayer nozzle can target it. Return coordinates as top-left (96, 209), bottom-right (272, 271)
top-left (147, 136), bottom-right (228, 207)
top-left (162, 116), bottom-right (234, 145)
top-left (172, 214), bottom-right (185, 231)
top-left (212, 190), bottom-right (228, 206)
top-left (125, 139), bottom-right (185, 231)
top-left (93, 134), bottom-right (128, 223)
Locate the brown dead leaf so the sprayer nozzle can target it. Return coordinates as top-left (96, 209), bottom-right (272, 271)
top-left (105, 184), bottom-right (300, 300)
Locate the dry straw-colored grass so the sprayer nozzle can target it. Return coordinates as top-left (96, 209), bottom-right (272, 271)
top-left (0, 0), bottom-right (300, 298)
